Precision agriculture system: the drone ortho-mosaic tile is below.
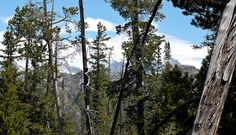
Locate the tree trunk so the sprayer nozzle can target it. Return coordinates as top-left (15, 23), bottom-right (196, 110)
top-left (53, 36), bottom-right (64, 135)
top-left (43, 1), bottom-right (64, 134)
top-left (108, 1), bottom-right (162, 134)
top-left (132, 0), bottom-right (145, 134)
top-left (78, 0), bottom-right (91, 135)
top-left (43, 0), bottom-right (52, 93)
top-left (192, 0), bottom-right (236, 134)
top-left (24, 39), bottom-right (30, 94)
top-left (108, 48), bottom-right (112, 79)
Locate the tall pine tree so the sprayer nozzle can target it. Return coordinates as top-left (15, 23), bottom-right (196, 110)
top-left (0, 29), bottom-right (30, 135)
top-left (89, 22), bottom-right (111, 135)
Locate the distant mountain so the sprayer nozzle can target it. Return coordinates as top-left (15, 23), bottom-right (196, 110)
top-left (169, 58), bottom-right (181, 65)
top-left (59, 72), bottom-right (83, 127)
top-left (109, 59), bottom-right (199, 78)
top-left (110, 61), bottom-right (123, 73)
top-left (59, 63), bottom-right (81, 74)
top-left (110, 61), bottom-right (123, 80)
top-left (178, 65), bottom-right (199, 77)
top-left (55, 59), bottom-right (199, 128)
top-left (169, 59), bottom-right (199, 76)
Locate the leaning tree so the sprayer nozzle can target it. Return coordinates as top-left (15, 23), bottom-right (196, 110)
top-left (192, 0), bottom-right (236, 134)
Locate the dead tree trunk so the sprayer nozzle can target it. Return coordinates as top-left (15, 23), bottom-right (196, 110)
top-left (78, 0), bottom-right (92, 135)
top-left (53, 36), bottom-right (64, 135)
top-left (192, 0), bottom-right (236, 134)
top-left (43, 1), bottom-right (64, 134)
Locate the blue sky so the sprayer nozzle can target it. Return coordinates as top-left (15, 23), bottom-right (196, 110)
top-left (0, 0), bottom-right (208, 69)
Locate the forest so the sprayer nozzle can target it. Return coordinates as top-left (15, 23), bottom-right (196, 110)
top-left (0, 0), bottom-right (235, 135)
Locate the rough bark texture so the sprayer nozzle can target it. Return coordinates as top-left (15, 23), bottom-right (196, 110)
top-left (192, 0), bottom-right (236, 134)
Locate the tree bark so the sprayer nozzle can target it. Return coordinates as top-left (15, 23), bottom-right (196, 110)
top-left (24, 38), bottom-right (30, 95)
top-left (54, 36), bottom-right (64, 135)
top-left (192, 0), bottom-right (236, 134)
top-left (131, 0), bottom-right (145, 134)
top-left (43, 1), bottom-right (64, 134)
top-left (43, 0), bottom-right (53, 94)
top-left (78, 0), bottom-right (91, 135)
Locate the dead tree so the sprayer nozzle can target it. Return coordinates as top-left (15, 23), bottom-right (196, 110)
top-left (78, 0), bottom-right (92, 135)
top-left (43, 0), bottom-right (64, 134)
top-left (192, 0), bottom-right (236, 134)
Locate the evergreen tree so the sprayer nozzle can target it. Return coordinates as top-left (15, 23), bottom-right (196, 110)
top-left (89, 22), bottom-right (111, 135)
top-left (193, 33), bottom-right (236, 135)
top-left (90, 22), bottom-right (110, 72)
top-left (0, 30), bottom-right (30, 135)
top-left (163, 41), bottom-right (172, 70)
top-left (106, 1), bottom-right (164, 134)
top-left (156, 39), bottom-right (163, 73)
top-left (144, 65), bottom-right (196, 135)
top-left (4, 1), bottom-right (79, 134)
top-left (143, 33), bottom-right (164, 74)
top-left (7, 3), bottom-right (58, 134)
top-left (164, 41), bottom-right (171, 61)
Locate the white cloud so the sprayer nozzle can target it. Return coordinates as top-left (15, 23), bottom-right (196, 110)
top-left (59, 17), bottom-right (117, 35)
top-left (56, 40), bottom-right (82, 69)
top-left (0, 16), bottom-right (207, 70)
top-left (161, 33), bottom-right (208, 69)
top-left (0, 31), bottom-right (4, 41)
top-left (57, 18), bottom-right (208, 69)
top-left (0, 31), bottom-right (5, 50)
top-left (85, 17), bottom-right (117, 32)
top-left (60, 30), bottom-right (207, 70)
top-left (60, 22), bottom-right (76, 35)
top-left (0, 16), bottom-right (13, 24)
top-left (57, 34), bottom-right (128, 70)
top-left (105, 34), bottom-right (128, 62)
top-left (0, 31), bottom-right (5, 62)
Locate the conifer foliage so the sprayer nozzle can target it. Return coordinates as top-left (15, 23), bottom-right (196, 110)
top-left (0, 30), bottom-right (30, 135)
top-left (89, 22), bottom-right (111, 135)
top-left (0, 0), bottom-right (235, 135)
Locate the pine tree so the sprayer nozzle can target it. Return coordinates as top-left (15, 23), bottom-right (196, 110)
top-left (7, 3), bottom-right (58, 134)
top-left (163, 41), bottom-right (171, 62)
top-left (106, 1), bottom-right (164, 134)
top-left (143, 33), bottom-right (164, 74)
top-left (163, 41), bottom-right (172, 70)
top-left (5, 1), bottom-right (80, 134)
top-left (89, 22), bottom-right (111, 135)
top-left (0, 30), bottom-right (30, 135)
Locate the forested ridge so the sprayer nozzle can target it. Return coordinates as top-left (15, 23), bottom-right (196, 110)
top-left (0, 0), bottom-right (236, 135)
